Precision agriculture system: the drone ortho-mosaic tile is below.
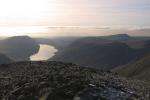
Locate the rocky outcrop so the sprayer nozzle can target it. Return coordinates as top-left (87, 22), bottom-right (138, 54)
top-left (0, 61), bottom-right (149, 100)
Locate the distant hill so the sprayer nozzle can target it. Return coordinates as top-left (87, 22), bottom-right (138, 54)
top-left (34, 36), bottom-right (82, 49)
top-left (0, 53), bottom-right (12, 64)
top-left (101, 34), bottom-right (131, 41)
top-left (113, 54), bottom-right (150, 82)
top-left (0, 61), bottom-right (149, 99)
top-left (0, 36), bottom-right (40, 61)
top-left (51, 34), bottom-right (150, 70)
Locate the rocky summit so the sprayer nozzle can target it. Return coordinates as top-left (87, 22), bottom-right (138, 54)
top-left (0, 61), bottom-right (150, 100)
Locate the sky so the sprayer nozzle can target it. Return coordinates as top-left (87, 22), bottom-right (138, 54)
top-left (0, 0), bottom-right (150, 36)
top-left (0, 0), bottom-right (150, 27)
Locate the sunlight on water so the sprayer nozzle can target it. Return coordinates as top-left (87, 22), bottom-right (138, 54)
top-left (30, 44), bottom-right (58, 61)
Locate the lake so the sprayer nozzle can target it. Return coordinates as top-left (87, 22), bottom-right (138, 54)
top-left (30, 44), bottom-right (58, 61)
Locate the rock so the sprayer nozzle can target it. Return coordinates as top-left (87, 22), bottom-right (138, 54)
top-left (0, 61), bottom-right (149, 100)
top-left (10, 87), bottom-right (22, 96)
top-left (17, 95), bottom-right (38, 100)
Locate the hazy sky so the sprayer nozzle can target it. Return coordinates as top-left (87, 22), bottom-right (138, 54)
top-left (0, 0), bottom-right (150, 27)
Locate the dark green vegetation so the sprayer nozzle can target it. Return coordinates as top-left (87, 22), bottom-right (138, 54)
top-left (0, 36), bottom-right (40, 61)
top-left (114, 54), bottom-right (150, 82)
top-left (51, 34), bottom-right (150, 70)
top-left (0, 61), bottom-right (150, 100)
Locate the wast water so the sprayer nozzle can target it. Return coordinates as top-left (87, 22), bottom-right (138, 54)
top-left (30, 44), bottom-right (58, 61)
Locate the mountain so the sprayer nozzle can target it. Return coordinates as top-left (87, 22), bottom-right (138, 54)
top-left (34, 36), bottom-right (82, 49)
top-left (51, 34), bottom-right (150, 70)
top-left (113, 54), bottom-right (150, 82)
top-left (0, 53), bottom-right (12, 64)
top-left (101, 34), bottom-right (131, 41)
top-left (0, 36), bottom-right (40, 61)
top-left (0, 61), bottom-right (149, 100)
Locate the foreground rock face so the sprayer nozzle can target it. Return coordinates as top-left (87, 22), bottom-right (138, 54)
top-left (0, 61), bottom-right (149, 100)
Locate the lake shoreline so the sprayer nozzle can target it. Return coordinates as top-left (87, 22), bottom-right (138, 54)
top-left (30, 44), bottom-right (58, 61)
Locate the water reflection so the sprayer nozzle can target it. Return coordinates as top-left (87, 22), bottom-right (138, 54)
top-left (30, 44), bottom-right (58, 61)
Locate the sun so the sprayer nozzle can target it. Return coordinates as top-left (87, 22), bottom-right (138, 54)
top-left (0, 0), bottom-right (60, 25)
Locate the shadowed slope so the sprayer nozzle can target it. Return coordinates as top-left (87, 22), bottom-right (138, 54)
top-left (0, 36), bottom-right (40, 61)
top-left (114, 54), bottom-right (150, 82)
top-left (51, 34), bottom-right (150, 70)
top-left (0, 53), bottom-right (12, 64)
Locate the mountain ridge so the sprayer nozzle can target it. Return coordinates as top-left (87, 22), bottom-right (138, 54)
top-left (51, 34), bottom-right (150, 70)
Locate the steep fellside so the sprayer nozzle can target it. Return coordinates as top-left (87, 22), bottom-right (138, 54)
top-left (0, 53), bottom-right (12, 64)
top-left (51, 35), bottom-right (150, 70)
top-left (113, 54), bottom-right (150, 82)
top-left (0, 61), bottom-right (149, 100)
top-left (0, 36), bottom-right (40, 61)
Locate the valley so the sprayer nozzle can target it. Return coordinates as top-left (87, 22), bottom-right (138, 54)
top-left (0, 0), bottom-right (150, 99)
top-left (0, 34), bottom-right (150, 100)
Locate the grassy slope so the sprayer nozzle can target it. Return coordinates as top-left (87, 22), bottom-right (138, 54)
top-left (113, 54), bottom-right (150, 82)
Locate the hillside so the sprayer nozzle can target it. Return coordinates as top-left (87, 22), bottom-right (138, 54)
top-left (113, 54), bottom-right (150, 82)
top-left (0, 61), bottom-right (150, 100)
top-left (0, 36), bottom-right (40, 61)
top-left (0, 53), bottom-right (12, 64)
top-left (51, 34), bottom-right (150, 70)
top-left (34, 37), bottom-right (82, 51)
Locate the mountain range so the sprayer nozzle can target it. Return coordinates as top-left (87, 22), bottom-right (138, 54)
top-left (51, 34), bottom-right (150, 70)
top-left (34, 36), bottom-right (82, 50)
top-left (0, 34), bottom-right (150, 99)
